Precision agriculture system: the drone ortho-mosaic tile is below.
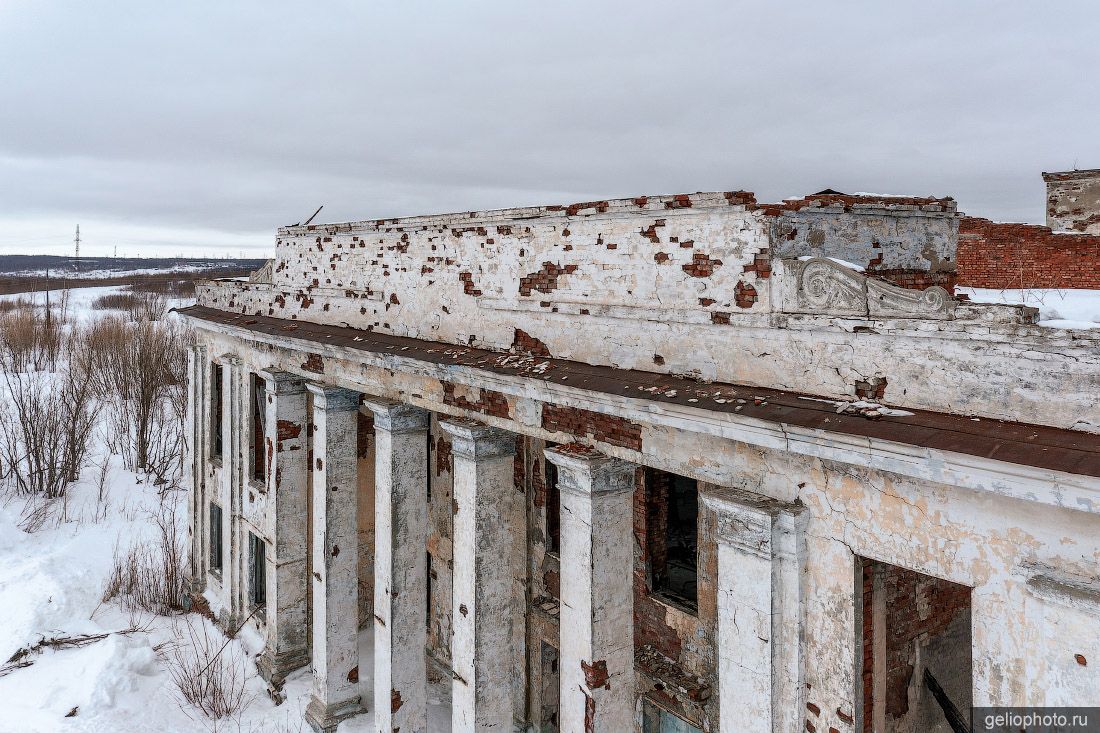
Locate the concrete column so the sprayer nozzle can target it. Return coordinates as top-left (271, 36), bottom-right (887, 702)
top-left (440, 418), bottom-right (521, 733)
top-left (256, 370), bottom-right (311, 688)
top-left (363, 398), bottom-right (431, 733)
top-left (305, 385), bottom-right (364, 733)
top-left (186, 344), bottom-right (208, 592)
top-left (701, 489), bottom-right (805, 733)
top-left (220, 356), bottom-right (244, 625)
top-left (544, 444), bottom-right (636, 733)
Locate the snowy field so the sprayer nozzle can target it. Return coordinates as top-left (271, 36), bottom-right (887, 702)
top-left (957, 287), bottom-right (1100, 329)
top-left (0, 286), bottom-right (453, 732)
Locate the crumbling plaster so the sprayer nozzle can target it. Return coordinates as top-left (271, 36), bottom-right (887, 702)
top-left (1045, 169), bottom-right (1100, 234)
top-left (197, 194), bottom-right (1098, 431)
top-left (189, 325), bottom-right (1100, 732)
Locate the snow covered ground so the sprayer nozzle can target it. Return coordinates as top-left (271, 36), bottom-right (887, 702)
top-left (957, 287), bottom-right (1100, 329)
top-left (0, 286), bottom-right (454, 732)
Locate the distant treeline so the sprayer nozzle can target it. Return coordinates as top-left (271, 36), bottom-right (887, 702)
top-left (0, 267), bottom-right (262, 296)
top-left (0, 255), bottom-right (266, 276)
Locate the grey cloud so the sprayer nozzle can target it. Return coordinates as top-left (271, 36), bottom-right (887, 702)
top-left (0, 0), bottom-right (1097, 253)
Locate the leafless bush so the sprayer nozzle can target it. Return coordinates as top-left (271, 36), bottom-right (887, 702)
top-left (128, 278), bottom-right (197, 298)
top-left (92, 292), bottom-right (142, 311)
top-left (101, 502), bottom-right (188, 615)
top-left (86, 315), bottom-right (192, 484)
top-left (91, 291), bottom-right (168, 321)
top-left (0, 306), bottom-right (66, 372)
top-left (0, 297), bottom-right (37, 315)
top-left (162, 616), bottom-right (249, 720)
top-left (0, 364), bottom-right (99, 499)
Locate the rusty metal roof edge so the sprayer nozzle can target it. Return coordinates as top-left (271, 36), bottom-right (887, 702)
top-left (177, 305), bottom-right (1100, 482)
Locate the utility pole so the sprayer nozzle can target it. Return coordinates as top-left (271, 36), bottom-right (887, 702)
top-left (74, 225), bottom-right (81, 273)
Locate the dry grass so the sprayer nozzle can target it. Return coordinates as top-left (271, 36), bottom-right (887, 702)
top-left (128, 278), bottom-right (197, 298)
top-left (0, 297), bottom-right (37, 315)
top-left (0, 307), bottom-right (66, 372)
top-left (161, 616), bottom-right (249, 721)
top-left (101, 502), bottom-right (188, 615)
top-left (91, 291), bottom-right (168, 321)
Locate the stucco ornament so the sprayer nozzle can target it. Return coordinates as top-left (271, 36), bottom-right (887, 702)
top-left (798, 258), bottom-right (866, 315)
top-left (791, 257), bottom-right (955, 319)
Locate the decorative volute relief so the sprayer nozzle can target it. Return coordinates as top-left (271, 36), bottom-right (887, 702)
top-left (780, 257), bottom-right (955, 320)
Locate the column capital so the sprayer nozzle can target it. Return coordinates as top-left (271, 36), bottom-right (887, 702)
top-left (439, 418), bottom-right (516, 460)
top-left (306, 383), bottom-right (361, 412)
top-left (362, 397), bottom-right (431, 434)
top-left (701, 487), bottom-right (802, 559)
top-left (544, 443), bottom-right (635, 496)
top-left (257, 369), bottom-right (306, 395)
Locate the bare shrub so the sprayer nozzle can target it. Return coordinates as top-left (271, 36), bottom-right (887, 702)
top-left (91, 291), bottom-right (168, 321)
top-left (162, 616), bottom-right (249, 720)
top-left (0, 297), bottom-right (37, 315)
top-left (0, 306), bottom-right (66, 372)
top-left (101, 502), bottom-right (188, 615)
top-left (128, 278), bottom-right (197, 299)
top-left (92, 292), bottom-right (142, 311)
top-left (86, 315), bottom-right (192, 484)
top-left (0, 365), bottom-right (99, 499)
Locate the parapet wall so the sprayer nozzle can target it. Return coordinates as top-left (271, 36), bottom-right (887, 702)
top-left (196, 191), bottom-right (1100, 430)
top-left (1044, 169), bottom-right (1100, 235)
top-left (957, 217), bottom-right (1100, 289)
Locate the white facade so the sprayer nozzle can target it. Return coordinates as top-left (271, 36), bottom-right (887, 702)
top-left (184, 188), bottom-right (1100, 733)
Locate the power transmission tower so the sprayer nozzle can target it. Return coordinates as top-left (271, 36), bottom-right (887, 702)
top-left (74, 225), bottom-right (81, 273)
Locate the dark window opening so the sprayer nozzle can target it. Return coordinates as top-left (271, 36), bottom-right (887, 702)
top-left (642, 700), bottom-right (703, 733)
top-left (426, 551), bottom-right (433, 631)
top-left (426, 428), bottom-right (433, 501)
top-left (860, 558), bottom-right (972, 733)
top-left (540, 642), bottom-right (560, 732)
top-left (209, 502), bottom-right (223, 572)
top-left (545, 444), bottom-right (560, 555)
top-left (646, 468), bottom-right (698, 613)
top-left (210, 363), bottom-right (224, 459)
top-left (249, 532), bottom-right (267, 609)
top-left (251, 374), bottom-right (266, 483)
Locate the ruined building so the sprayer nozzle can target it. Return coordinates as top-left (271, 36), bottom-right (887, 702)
top-left (181, 170), bottom-right (1100, 733)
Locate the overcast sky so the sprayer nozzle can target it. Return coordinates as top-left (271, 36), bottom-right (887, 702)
top-left (1, 1), bottom-right (1098, 257)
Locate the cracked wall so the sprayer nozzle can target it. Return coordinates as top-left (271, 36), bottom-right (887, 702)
top-left (197, 191), bottom-right (1099, 432)
top-left (1044, 169), bottom-right (1100, 234)
top-left (188, 325), bottom-right (1100, 732)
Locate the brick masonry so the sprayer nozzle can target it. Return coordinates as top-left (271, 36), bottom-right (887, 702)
top-left (957, 217), bottom-right (1100, 289)
top-left (541, 404), bottom-right (643, 451)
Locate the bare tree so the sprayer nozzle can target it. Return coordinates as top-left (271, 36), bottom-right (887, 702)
top-left (86, 315), bottom-right (192, 485)
top-left (0, 364), bottom-right (99, 500)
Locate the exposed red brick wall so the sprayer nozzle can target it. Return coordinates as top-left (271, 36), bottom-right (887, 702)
top-left (861, 560), bottom-right (971, 724)
top-left (541, 404), bottom-right (642, 451)
top-left (867, 268), bottom-right (956, 292)
top-left (519, 262), bottom-right (578, 296)
top-left (511, 328), bottom-right (552, 357)
top-left (633, 468), bottom-right (682, 660)
top-left (441, 381), bottom-right (511, 419)
top-left (957, 217), bottom-right (1100, 289)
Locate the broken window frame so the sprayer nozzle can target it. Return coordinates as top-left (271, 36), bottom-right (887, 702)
top-left (208, 502), bottom-right (223, 575)
top-left (646, 468), bottom-right (699, 614)
top-left (544, 444), bottom-right (561, 556)
top-left (642, 698), bottom-right (703, 733)
top-left (248, 532), bottom-right (267, 611)
top-left (210, 362), bottom-right (224, 460)
top-left (250, 373), bottom-right (267, 484)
